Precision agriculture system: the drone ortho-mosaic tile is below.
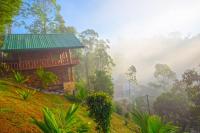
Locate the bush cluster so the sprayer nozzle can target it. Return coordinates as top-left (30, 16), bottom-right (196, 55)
top-left (86, 92), bottom-right (112, 133)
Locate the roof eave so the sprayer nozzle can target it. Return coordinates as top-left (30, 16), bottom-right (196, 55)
top-left (0, 46), bottom-right (84, 52)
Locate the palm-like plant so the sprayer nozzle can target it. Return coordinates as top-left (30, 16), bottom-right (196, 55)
top-left (32, 107), bottom-right (61, 133)
top-left (132, 109), bottom-right (149, 133)
top-left (132, 110), bottom-right (179, 133)
top-left (31, 104), bottom-right (89, 133)
top-left (16, 89), bottom-right (36, 100)
top-left (57, 104), bottom-right (79, 131)
top-left (148, 115), bottom-right (178, 133)
top-left (13, 71), bottom-right (28, 84)
top-left (36, 68), bottom-right (58, 89)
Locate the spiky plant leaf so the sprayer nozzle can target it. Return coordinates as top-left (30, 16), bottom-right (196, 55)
top-left (132, 109), bottom-right (149, 133)
top-left (65, 104), bottom-right (79, 126)
top-left (32, 107), bottom-right (61, 133)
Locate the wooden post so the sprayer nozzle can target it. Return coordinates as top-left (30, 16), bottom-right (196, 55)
top-left (66, 49), bottom-right (72, 81)
top-left (70, 67), bottom-right (73, 81)
top-left (146, 95), bottom-right (151, 114)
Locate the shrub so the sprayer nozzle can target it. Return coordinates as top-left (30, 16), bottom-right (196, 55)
top-left (36, 68), bottom-right (58, 89)
top-left (86, 92), bottom-right (112, 133)
top-left (16, 89), bottom-right (36, 100)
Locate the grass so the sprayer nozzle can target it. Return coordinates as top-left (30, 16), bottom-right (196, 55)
top-left (0, 80), bottom-right (139, 133)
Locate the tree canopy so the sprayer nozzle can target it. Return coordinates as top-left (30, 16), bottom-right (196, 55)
top-left (0, 0), bottom-right (22, 33)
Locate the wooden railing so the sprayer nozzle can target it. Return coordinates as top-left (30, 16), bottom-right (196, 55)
top-left (2, 58), bottom-right (80, 70)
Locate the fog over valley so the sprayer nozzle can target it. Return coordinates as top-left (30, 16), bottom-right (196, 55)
top-left (111, 33), bottom-right (200, 83)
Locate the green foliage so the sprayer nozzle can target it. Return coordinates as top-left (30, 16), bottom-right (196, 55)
top-left (86, 92), bottom-right (112, 133)
top-left (64, 94), bottom-right (81, 103)
top-left (154, 64), bottom-right (177, 81)
top-left (36, 68), bottom-right (58, 89)
top-left (75, 81), bottom-right (88, 101)
top-left (148, 115), bottom-right (178, 133)
top-left (76, 123), bottom-right (90, 133)
top-left (90, 70), bottom-right (114, 97)
top-left (32, 104), bottom-right (90, 133)
top-left (16, 89), bottom-right (36, 100)
top-left (32, 107), bottom-right (61, 133)
top-left (153, 89), bottom-right (190, 131)
top-left (0, 0), bottom-right (22, 33)
top-left (113, 102), bottom-right (124, 116)
top-left (64, 81), bottom-right (88, 103)
top-left (132, 110), bottom-right (149, 133)
top-left (13, 71), bottom-right (28, 84)
top-left (13, 0), bottom-right (75, 34)
top-left (74, 29), bottom-right (114, 85)
top-left (182, 69), bottom-right (200, 129)
top-left (131, 110), bottom-right (179, 133)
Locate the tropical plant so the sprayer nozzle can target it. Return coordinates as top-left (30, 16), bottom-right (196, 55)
top-left (62, 104), bottom-right (79, 128)
top-left (148, 115), bottom-right (178, 133)
top-left (32, 104), bottom-right (89, 133)
top-left (86, 92), bottom-right (112, 133)
top-left (132, 109), bottom-right (179, 133)
top-left (16, 89), bottom-right (36, 100)
top-left (36, 68), bottom-right (58, 89)
top-left (32, 107), bottom-right (61, 133)
top-left (13, 71), bottom-right (29, 84)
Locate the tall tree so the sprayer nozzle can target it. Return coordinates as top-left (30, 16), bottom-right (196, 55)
top-left (74, 29), bottom-right (115, 94)
top-left (154, 80), bottom-right (190, 132)
top-left (154, 64), bottom-right (177, 83)
top-left (126, 65), bottom-right (137, 84)
top-left (182, 69), bottom-right (200, 130)
top-left (51, 4), bottom-right (76, 33)
top-left (126, 65), bottom-right (137, 101)
top-left (13, 0), bottom-right (75, 34)
top-left (75, 29), bottom-right (114, 79)
top-left (151, 64), bottom-right (177, 92)
top-left (89, 70), bottom-right (114, 96)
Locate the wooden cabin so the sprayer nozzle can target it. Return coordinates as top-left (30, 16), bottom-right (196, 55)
top-left (0, 33), bottom-right (83, 93)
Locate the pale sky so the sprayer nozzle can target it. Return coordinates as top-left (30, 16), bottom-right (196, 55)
top-left (59, 0), bottom-right (200, 39)
top-left (57, 0), bottom-right (200, 82)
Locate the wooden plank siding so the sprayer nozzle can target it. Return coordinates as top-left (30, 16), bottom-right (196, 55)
top-left (2, 49), bottom-right (79, 71)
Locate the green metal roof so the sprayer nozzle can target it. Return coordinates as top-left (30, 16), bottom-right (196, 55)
top-left (1, 33), bottom-right (84, 51)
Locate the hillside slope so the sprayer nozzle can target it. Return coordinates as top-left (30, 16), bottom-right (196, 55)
top-left (0, 80), bottom-right (139, 133)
